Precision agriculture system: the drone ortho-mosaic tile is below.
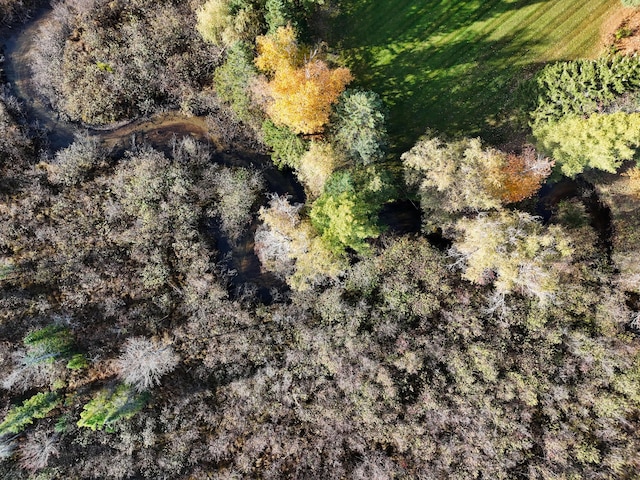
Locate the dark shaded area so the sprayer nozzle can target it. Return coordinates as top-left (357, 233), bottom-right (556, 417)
top-left (394, 368), bottom-right (424, 405)
top-left (535, 177), bottom-right (579, 222)
top-left (378, 199), bottom-right (453, 251)
top-left (217, 150), bottom-right (306, 203)
top-left (204, 217), bottom-right (287, 305)
top-left (537, 177), bottom-right (614, 263)
top-left (577, 177), bottom-right (614, 263)
top-left (203, 152), bottom-right (304, 305)
top-left (426, 226), bottom-right (453, 251)
top-left (378, 199), bottom-right (421, 235)
top-left (625, 291), bottom-right (640, 336)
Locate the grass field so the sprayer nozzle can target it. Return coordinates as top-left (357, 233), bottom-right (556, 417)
top-left (332, 0), bottom-right (621, 151)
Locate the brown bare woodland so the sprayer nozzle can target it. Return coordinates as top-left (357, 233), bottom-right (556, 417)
top-left (1, 0), bottom-right (640, 478)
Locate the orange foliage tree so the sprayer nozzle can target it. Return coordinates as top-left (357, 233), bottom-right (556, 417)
top-left (491, 146), bottom-right (554, 204)
top-left (255, 25), bottom-right (352, 135)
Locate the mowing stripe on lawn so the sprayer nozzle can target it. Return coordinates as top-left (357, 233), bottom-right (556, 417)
top-left (334, 0), bottom-right (620, 151)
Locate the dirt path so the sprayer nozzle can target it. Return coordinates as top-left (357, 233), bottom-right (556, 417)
top-left (600, 5), bottom-right (640, 53)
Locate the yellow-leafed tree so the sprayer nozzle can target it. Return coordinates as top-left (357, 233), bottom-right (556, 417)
top-left (297, 141), bottom-right (343, 199)
top-left (255, 26), bottom-right (352, 134)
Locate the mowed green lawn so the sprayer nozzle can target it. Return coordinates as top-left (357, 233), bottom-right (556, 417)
top-left (333, 0), bottom-right (620, 151)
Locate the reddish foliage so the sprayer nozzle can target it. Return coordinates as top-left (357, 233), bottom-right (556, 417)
top-left (495, 147), bottom-right (554, 203)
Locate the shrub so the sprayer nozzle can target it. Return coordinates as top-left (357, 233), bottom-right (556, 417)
top-left (255, 25), bottom-right (352, 134)
top-left (48, 135), bottom-right (105, 186)
top-left (196, 0), bottom-right (234, 45)
top-left (211, 167), bottom-right (264, 243)
top-left (452, 210), bottom-right (574, 303)
top-left (256, 194), bottom-right (347, 290)
top-left (197, 0), bottom-right (262, 47)
top-left (615, 26), bottom-right (633, 40)
top-left (0, 0), bottom-right (40, 25)
top-left (493, 147), bottom-right (554, 204)
top-left (0, 435), bottom-right (16, 460)
top-left (0, 90), bottom-right (32, 186)
top-left (403, 135), bottom-right (553, 221)
top-left (402, 135), bottom-right (504, 215)
top-left (265, 0), bottom-right (294, 33)
top-left (264, 0), bottom-right (324, 37)
top-left (66, 354), bottom-right (88, 370)
top-left (18, 430), bottom-right (59, 472)
top-left (297, 141), bottom-right (344, 198)
top-left (0, 257), bottom-right (14, 281)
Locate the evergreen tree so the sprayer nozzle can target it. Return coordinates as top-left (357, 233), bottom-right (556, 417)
top-left (77, 385), bottom-right (148, 432)
top-left (534, 112), bottom-right (640, 177)
top-left (23, 326), bottom-right (75, 366)
top-left (214, 42), bottom-right (260, 123)
top-left (332, 89), bottom-right (388, 165)
top-left (529, 55), bottom-right (640, 125)
top-left (0, 393), bottom-right (60, 436)
top-left (262, 119), bottom-right (308, 169)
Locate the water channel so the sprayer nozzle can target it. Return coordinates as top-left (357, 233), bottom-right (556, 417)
top-left (1, 6), bottom-right (616, 302)
top-left (0, 7), bottom-right (306, 302)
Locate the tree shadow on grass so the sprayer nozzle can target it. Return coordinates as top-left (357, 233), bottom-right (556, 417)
top-left (337, 0), bottom-right (543, 46)
top-left (333, 0), bottom-right (548, 151)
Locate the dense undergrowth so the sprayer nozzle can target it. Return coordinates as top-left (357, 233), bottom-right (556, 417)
top-left (30, 0), bottom-right (220, 123)
top-left (0, 0), bottom-right (42, 25)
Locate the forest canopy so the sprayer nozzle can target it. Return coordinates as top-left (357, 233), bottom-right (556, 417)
top-left (1, 0), bottom-right (640, 478)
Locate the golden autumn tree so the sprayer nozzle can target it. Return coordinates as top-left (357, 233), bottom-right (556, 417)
top-left (255, 25), bottom-right (352, 134)
top-left (297, 141), bottom-right (344, 199)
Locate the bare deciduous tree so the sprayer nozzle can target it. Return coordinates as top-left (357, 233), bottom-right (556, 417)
top-left (115, 337), bottom-right (179, 392)
top-left (18, 430), bottom-right (59, 472)
top-left (0, 434), bottom-right (17, 460)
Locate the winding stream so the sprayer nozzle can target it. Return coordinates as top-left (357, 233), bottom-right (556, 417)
top-left (2, 7), bottom-right (76, 150)
top-left (1, 7), bottom-right (219, 152)
top-left (1, 7), bottom-right (305, 302)
top-left (1, 6), bottom-right (617, 301)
